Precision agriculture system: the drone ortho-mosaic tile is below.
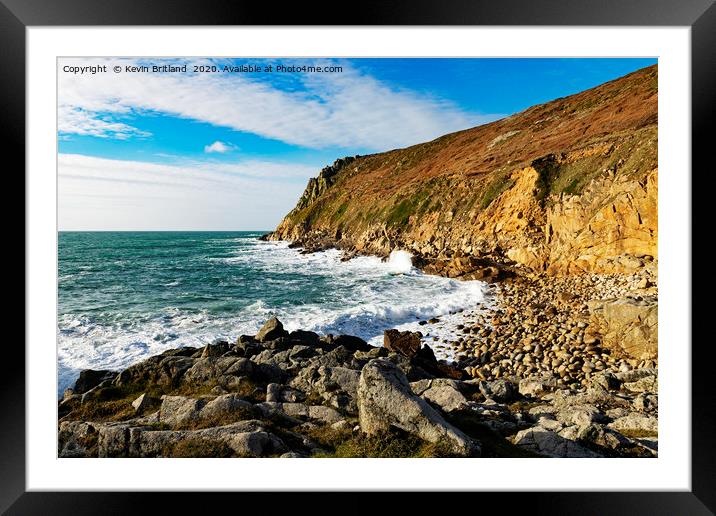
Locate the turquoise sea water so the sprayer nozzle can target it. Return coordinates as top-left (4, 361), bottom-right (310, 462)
top-left (58, 231), bottom-right (488, 395)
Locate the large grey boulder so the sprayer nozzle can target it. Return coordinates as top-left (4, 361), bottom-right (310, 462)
top-left (97, 423), bottom-right (131, 457)
top-left (616, 368), bottom-right (658, 393)
top-left (58, 421), bottom-right (98, 458)
top-left (255, 317), bottom-right (289, 342)
top-left (357, 358), bottom-right (479, 456)
top-left (129, 420), bottom-right (287, 457)
top-left (257, 401), bottom-right (344, 425)
top-left (159, 394), bottom-right (254, 427)
top-left (182, 356), bottom-right (254, 389)
top-left (556, 405), bottom-right (606, 428)
top-left (290, 365), bottom-right (361, 412)
top-left (159, 396), bottom-right (204, 427)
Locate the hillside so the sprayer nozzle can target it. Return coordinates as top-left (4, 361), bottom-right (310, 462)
top-left (269, 65), bottom-right (658, 276)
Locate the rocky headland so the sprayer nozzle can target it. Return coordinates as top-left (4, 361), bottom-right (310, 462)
top-left (59, 65), bottom-right (658, 458)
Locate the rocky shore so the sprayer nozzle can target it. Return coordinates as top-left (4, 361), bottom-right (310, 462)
top-left (58, 66), bottom-right (659, 459)
top-left (59, 262), bottom-right (658, 459)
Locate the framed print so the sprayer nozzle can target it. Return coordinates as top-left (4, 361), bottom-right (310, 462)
top-left (6, 0), bottom-right (714, 513)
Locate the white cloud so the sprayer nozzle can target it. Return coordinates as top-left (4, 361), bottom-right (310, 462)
top-left (204, 141), bottom-right (236, 153)
top-left (58, 106), bottom-right (151, 139)
top-left (58, 58), bottom-right (501, 151)
top-left (58, 153), bottom-right (318, 230)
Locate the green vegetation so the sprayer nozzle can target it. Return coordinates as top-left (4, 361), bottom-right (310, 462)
top-left (163, 438), bottom-right (235, 458)
top-left (386, 198), bottom-right (415, 227)
top-left (173, 405), bottom-right (260, 431)
top-left (616, 428), bottom-right (659, 439)
top-left (307, 426), bottom-right (455, 458)
top-left (562, 178), bottom-right (580, 195)
top-left (480, 173), bottom-right (515, 209)
top-left (384, 182), bottom-right (445, 227)
top-left (331, 201), bottom-right (349, 222)
top-left (532, 155), bottom-right (561, 207)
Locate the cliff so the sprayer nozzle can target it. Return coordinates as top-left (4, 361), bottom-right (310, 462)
top-left (269, 65), bottom-right (658, 276)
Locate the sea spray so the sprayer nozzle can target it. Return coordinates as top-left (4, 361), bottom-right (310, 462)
top-left (387, 250), bottom-right (414, 275)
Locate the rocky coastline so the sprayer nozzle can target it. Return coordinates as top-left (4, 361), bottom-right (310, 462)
top-left (59, 255), bottom-right (658, 459)
top-left (58, 66), bottom-right (659, 459)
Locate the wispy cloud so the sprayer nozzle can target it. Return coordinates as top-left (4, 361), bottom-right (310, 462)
top-left (58, 58), bottom-right (500, 151)
top-left (204, 141), bottom-right (236, 154)
top-left (58, 153), bottom-right (318, 230)
top-left (58, 106), bottom-right (151, 139)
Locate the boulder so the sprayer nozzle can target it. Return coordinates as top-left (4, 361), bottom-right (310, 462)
top-left (289, 329), bottom-right (321, 346)
top-left (479, 379), bottom-right (516, 403)
top-left (266, 383), bottom-right (282, 402)
top-left (98, 423), bottom-right (131, 457)
top-left (357, 358), bottom-right (479, 456)
top-left (556, 405), bottom-right (606, 427)
top-left (587, 297), bottom-right (657, 360)
top-left (614, 368), bottom-right (657, 383)
top-left (73, 369), bottom-right (116, 394)
top-left (58, 421), bottom-right (98, 458)
top-left (159, 394), bottom-right (254, 427)
top-left (200, 340), bottom-right (230, 358)
top-left (411, 379), bottom-right (469, 413)
top-left (512, 426), bottom-right (601, 458)
top-left (114, 355), bottom-right (195, 388)
top-left (290, 364), bottom-right (361, 412)
top-left (518, 375), bottom-right (558, 398)
top-left (131, 393), bottom-right (159, 414)
top-left (159, 396), bottom-right (205, 427)
top-left (257, 402), bottom-right (343, 425)
top-left (383, 329), bottom-right (421, 357)
top-left (332, 334), bottom-right (373, 352)
top-left (126, 420), bottom-right (287, 457)
top-left (608, 413), bottom-right (658, 434)
top-left (623, 375), bottom-right (658, 393)
top-left (199, 394), bottom-right (255, 421)
top-left (182, 356), bottom-right (254, 386)
top-left (255, 317), bottom-right (289, 342)
top-left (578, 424), bottom-right (633, 452)
top-left (589, 371), bottom-right (621, 391)
top-left (633, 393), bottom-right (658, 413)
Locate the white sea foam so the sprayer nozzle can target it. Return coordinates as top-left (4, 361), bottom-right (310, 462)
top-left (387, 249), bottom-right (414, 275)
top-left (57, 239), bottom-right (492, 396)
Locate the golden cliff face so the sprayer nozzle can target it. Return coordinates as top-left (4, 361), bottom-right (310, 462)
top-left (271, 65), bottom-right (658, 277)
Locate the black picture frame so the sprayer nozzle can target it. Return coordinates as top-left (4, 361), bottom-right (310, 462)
top-left (4, 0), bottom-right (713, 513)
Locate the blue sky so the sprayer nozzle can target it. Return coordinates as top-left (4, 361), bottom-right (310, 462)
top-left (58, 57), bottom-right (656, 230)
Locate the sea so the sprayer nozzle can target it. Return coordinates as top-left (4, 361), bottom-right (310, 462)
top-left (58, 231), bottom-right (490, 396)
